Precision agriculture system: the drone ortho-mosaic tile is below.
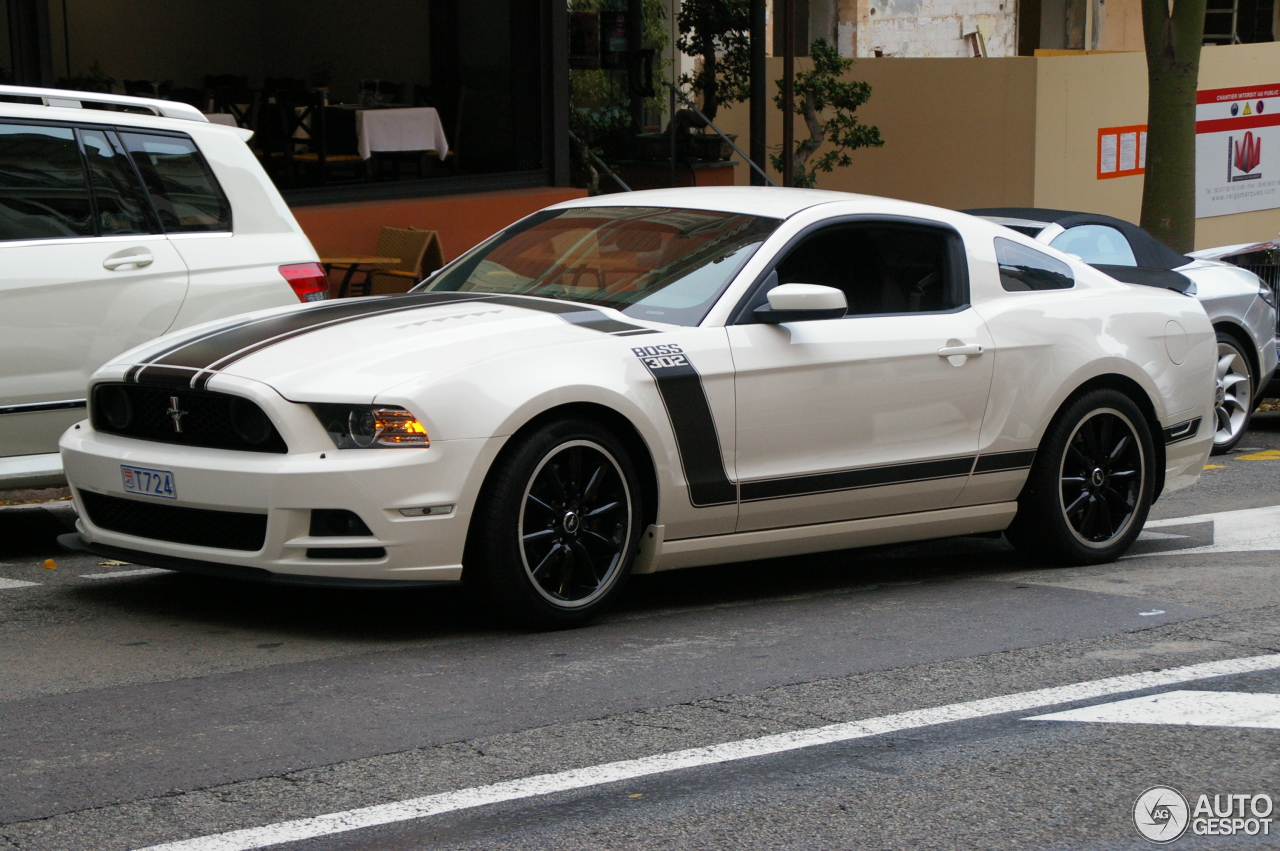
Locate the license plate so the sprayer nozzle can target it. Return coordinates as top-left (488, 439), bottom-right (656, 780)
top-left (121, 465), bottom-right (177, 499)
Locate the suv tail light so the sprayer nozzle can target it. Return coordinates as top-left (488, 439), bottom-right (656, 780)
top-left (279, 263), bottom-right (329, 302)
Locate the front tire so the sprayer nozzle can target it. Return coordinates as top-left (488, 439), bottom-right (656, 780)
top-left (1006, 389), bottom-right (1155, 565)
top-left (465, 419), bottom-right (643, 629)
top-left (1210, 331), bottom-right (1253, 455)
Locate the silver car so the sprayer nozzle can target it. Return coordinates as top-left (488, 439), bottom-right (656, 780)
top-left (967, 208), bottom-right (1278, 454)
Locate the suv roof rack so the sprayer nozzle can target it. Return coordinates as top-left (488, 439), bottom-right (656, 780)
top-left (0, 84), bottom-right (207, 122)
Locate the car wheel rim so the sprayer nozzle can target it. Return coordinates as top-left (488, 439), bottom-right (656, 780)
top-left (1213, 342), bottom-right (1252, 447)
top-left (518, 439), bottom-right (632, 609)
top-left (1059, 408), bottom-right (1145, 548)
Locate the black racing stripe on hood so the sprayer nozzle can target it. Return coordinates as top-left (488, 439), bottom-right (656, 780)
top-left (129, 293), bottom-right (656, 390)
top-left (484, 295), bottom-right (657, 335)
top-left (131, 293), bottom-right (489, 388)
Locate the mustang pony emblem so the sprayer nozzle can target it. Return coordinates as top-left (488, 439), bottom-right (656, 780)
top-left (166, 396), bottom-right (187, 433)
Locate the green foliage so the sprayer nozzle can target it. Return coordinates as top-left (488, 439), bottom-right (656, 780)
top-left (569, 0), bottom-right (671, 191)
top-left (769, 39), bottom-right (883, 189)
top-left (676, 0), bottom-right (751, 123)
top-left (56, 60), bottom-right (115, 94)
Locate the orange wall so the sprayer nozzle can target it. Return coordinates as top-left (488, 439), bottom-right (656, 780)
top-left (292, 186), bottom-right (588, 262)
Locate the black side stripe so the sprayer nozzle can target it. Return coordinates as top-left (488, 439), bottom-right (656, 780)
top-left (1163, 417), bottom-right (1201, 445)
top-left (972, 449), bottom-right (1036, 474)
top-left (740, 456), bottom-right (976, 503)
top-left (638, 358), bottom-right (737, 507)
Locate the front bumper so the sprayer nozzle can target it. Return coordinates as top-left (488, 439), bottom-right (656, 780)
top-left (60, 424), bottom-right (502, 584)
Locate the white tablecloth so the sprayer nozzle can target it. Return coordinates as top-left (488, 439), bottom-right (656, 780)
top-left (356, 107), bottom-right (448, 161)
top-left (203, 112), bottom-right (238, 126)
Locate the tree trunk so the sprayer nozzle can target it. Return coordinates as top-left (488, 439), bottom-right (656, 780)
top-left (699, 31), bottom-right (719, 123)
top-left (793, 89), bottom-right (825, 185)
top-left (1139, 0), bottom-right (1208, 253)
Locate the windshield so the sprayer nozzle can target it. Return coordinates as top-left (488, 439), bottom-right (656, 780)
top-left (419, 206), bottom-right (781, 326)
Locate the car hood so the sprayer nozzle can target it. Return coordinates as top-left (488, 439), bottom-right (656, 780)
top-left (116, 293), bottom-right (660, 402)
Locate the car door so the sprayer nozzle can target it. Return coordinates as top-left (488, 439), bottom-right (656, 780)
top-left (729, 219), bottom-right (995, 532)
top-left (0, 123), bottom-right (188, 461)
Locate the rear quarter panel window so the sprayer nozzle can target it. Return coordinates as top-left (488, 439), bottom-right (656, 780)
top-left (0, 123), bottom-right (93, 240)
top-left (120, 132), bottom-right (231, 233)
top-left (995, 237), bottom-right (1075, 291)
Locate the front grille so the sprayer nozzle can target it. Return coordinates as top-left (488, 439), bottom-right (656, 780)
top-left (80, 491), bottom-right (268, 552)
top-left (91, 384), bottom-right (288, 453)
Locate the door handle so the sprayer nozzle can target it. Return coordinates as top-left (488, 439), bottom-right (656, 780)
top-left (103, 252), bottom-right (154, 271)
top-left (937, 343), bottom-right (984, 357)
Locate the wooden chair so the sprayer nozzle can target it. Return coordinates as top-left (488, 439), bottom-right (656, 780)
top-left (441, 86), bottom-right (466, 174)
top-left (263, 76), bottom-right (307, 96)
top-left (334, 227), bottom-right (444, 297)
top-left (204, 74), bottom-right (249, 91)
top-left (164, 87), bottom-right (208, 109)
top-left (360, 80), bottom-right (404, 104)
top-left (123, 80), bottom-right (158, 96)
top-left (275, 90), bottom-right (365, 185)
top-left (211, 88), bottom-right (260, 130)
top-left (407, 85), bottom-right (464, 175)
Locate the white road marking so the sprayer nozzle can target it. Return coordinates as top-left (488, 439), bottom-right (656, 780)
top-left (1139, 610), bottom-right (1166, 616)
top-left (79, 568), bottom-right (171, 580)
top-left (1136, 530), bottom-right (1189, 541)
top-left (1027, 690), bottom-right (1280, 729)
top-left (0, 577), bottom-right (39, 590)
top-left (1136, 504), bottom-right (1280, 557)
top-left (133, 653), bottom-right (1280, 851)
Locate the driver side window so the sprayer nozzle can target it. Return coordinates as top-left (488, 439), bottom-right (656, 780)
top-left (771, 221), bottom-right (965, 317)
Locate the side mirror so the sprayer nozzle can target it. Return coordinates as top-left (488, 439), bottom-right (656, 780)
top-left (754, 283), bottom-right (848, 323)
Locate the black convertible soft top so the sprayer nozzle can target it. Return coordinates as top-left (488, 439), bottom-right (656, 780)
top-left (963, 207), bottom-right (1192, 270)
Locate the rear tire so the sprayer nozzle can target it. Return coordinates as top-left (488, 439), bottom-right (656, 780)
top-left (1210, 331), bottom-right (1253, 455)
top-left (1005, 389), bottom-right (1155, 565)
top-left (464, 418), bottom-right (642, 629)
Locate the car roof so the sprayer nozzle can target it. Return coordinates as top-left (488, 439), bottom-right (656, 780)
top-left (548, 186), bottom-right (876, 220)
top-left (963, 206), bottom-right (1191, 270)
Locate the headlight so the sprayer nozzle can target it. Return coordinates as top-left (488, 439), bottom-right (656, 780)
top-left (1260, 285), bottom-right (1277, 308)
top-left (309, 404), bottom-right (429, 449)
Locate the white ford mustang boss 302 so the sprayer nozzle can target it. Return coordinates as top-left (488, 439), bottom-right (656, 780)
top-left (60, 188), bottom-right (1216, 627)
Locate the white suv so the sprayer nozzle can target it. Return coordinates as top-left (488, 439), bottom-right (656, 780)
top-left (0, 85), bottom-right (326, 489)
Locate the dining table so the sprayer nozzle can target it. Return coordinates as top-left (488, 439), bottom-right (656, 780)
top-left (320, 255), bottom-right (402, 298)
top-left (354, 106), bottom-right (449, 161)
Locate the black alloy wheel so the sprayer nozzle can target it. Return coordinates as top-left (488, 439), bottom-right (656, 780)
top-left (1058, 409), bottom-right (1144, 547)
top-left (1006, 388), bottom-right (1155, 565)
top-left (519, 440), bottom-right (632, 608)
top-left (465, 418), bottom-right (643, 628)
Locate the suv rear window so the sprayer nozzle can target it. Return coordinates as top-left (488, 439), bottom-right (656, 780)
top-left (0, 123), bottom-right (93, 240)
top-left (120, 132), bottom-right (231, 233)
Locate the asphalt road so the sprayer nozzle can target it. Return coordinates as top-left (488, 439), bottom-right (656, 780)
top-left (2, 415), bottom-right (1280, 850)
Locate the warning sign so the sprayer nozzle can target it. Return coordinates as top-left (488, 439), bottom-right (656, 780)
top-left (1195, 83), bottom-right (1280, 218)
top-left (1098, 125), bottom-right (1147, 180)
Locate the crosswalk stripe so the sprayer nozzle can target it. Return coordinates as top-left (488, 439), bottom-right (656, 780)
top-left (0, 577), bottom-right (40, 589)
top-left (1027, 690), bottom-right (1280, 729)
top-left (131, 653), bottom-right (1280, 851)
